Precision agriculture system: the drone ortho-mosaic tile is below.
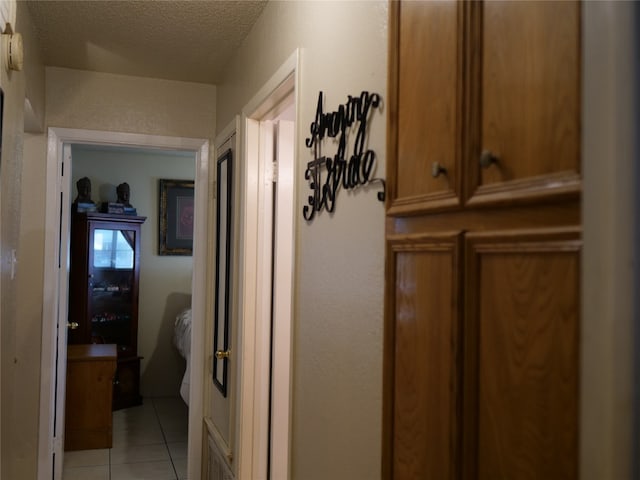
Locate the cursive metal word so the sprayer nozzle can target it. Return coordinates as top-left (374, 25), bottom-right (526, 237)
top-left (303, 91), bottom-right (385, 222)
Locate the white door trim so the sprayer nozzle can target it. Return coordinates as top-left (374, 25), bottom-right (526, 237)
top-left (37, 127), bottom-right (209, 480)
top-left (237, 49), bottom-right (299, 480)
top-left (269, 119), bottom-right (295, 480)
top-left (38, 136), bottom-right (72, 480)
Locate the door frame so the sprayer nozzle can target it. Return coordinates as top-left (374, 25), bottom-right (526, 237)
top-left (37, 127), bottom-right (209, 480)
top-left (236, 49), bottom-right (298, 480)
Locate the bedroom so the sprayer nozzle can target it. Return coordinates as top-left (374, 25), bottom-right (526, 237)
top-left (69, 143), bottom-right (196, 403)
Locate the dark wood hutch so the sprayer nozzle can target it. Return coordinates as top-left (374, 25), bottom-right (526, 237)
top-left (68, 212), bottom-right (146, 410)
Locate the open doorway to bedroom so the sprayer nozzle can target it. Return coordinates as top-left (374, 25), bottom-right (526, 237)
top-left (70, 144), bottom-right (195, 400)
top-left (38, 128), bottom-right (209, 480)
top-left (62, 144), bottom-right (195, 478)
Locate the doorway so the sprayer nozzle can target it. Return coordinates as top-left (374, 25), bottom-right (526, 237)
top-left (204, 87), bottom-right (297, 480)
top-left (63, 144), bottom-right (194, 475)
top-left (38, 128), bottom-right (209, 480)
top-left (234, 51), bottom-right (298, 480)
top-left (70, 143), bottom-right (195, 396)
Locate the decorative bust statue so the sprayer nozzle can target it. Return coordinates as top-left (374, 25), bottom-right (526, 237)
top-left (73, 177), bottom-right (95, 205)
top-left (116, 182), bottom-right (132, 207)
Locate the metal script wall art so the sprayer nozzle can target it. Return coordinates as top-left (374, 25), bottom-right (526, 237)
top-left (303, 91), bottom-right (385, 222)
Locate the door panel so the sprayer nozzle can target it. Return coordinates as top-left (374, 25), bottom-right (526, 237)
top-left (211, 134), bottom-right (236, 447)
top-left (53, 143), bottom-right (74, 480)
top-left (465, 229), bottom-right (580, 479)
top-left (467, 0), bottom-right (581, 206)
top-left (388, 233), bottom-right (462, 479)
top-left (389, 0), bottom-right (463, 214)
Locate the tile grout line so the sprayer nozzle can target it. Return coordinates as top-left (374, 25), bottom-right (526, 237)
top-left (150, 397), bottom-right (180, 480)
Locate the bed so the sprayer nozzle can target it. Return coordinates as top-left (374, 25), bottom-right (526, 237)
top-left (173, 308), bottom-right (192, 404)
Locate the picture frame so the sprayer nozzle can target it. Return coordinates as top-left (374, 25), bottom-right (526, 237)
top-left (213, 149), bottom-right (233, 396)
top-left (158, 179), bottom-right (194, 256)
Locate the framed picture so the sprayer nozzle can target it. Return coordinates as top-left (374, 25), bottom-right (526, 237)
top-left (213, 149), bottom-right (233, 396)
top-left (158, 179), bottom-right (194, 256)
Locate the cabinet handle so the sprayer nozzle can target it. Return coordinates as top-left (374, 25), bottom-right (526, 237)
top-left (67, 322), bottom-right (79, 330)
top-left (480, 150), bottom-right (498, 169)
top-left (431, 161), bottom-right (447, 178)
top-left (215, 350), bottom-right (231, 360)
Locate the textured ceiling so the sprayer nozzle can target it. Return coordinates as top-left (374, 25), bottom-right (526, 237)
top-left (26, 0), bottom-right (269, 84)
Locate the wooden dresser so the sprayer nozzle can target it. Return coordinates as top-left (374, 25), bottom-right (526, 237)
top-left (65, 344), bottom-right (117, 451)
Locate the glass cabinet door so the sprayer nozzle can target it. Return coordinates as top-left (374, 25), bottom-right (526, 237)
top-left (93, 229), bottom-right (135, 269)
top-left (89, 228), bottom-right (136, 354)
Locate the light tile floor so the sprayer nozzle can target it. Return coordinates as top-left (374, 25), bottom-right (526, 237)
top-left (63, 397), bottom-right (188, 480)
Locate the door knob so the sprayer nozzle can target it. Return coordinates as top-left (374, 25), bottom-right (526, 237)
top-left (67, 322), bottom-right (79, 330)
top-left (480, 150), bottom-right (498, 169)
top-left (215, 350), bottom-right (230, 360)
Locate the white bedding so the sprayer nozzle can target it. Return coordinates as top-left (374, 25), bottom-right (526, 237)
top-left (173, 308), bottom-right (192, 405)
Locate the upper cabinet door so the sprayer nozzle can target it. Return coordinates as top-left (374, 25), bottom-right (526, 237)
top-left (466, 0), bottom-right (581, 206)
top-left (387, 0), bottom-right (463, 215)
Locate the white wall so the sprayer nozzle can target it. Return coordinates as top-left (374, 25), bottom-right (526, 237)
top-left (72, 145), bottom-right (195, 397)
top-left (581, 1), bottom-right (640, 478)
top-left (0, 4), bottom-right (43, 478)
top-left (217, 2), bottom-right (388, 479)
top-left (47, 67), bottom-right (216, 139)
top-left (19, 1), bottom-right (45, 132)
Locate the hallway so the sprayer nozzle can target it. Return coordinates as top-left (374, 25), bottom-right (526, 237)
top-left (62, 397), bottom-right (188, 480)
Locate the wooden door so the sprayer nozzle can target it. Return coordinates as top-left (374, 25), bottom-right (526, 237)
top-left (466, 0), bottom-right (581, 206)
top-left (384, 233), bottom-right (462, 480)
top-left (388, 0), bottom-right (463, 215)
top-left (464, 229), bottom-right (580, 478)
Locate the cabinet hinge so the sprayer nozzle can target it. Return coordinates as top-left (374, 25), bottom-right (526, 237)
top-left (271, 161), bottom-right (278, 183)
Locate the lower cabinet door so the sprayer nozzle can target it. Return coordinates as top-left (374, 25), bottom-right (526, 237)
top-left (464, 228), bottom-right (580, 479)
top-left (113, 356), bottom-right (143, 410)
top-left (386, 232), bottom-right (463, 479)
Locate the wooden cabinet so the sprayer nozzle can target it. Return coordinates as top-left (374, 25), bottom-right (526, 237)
top-left (387, 0), bottom-right (580, 215)
top-left (466, 0), bottom-right (581, 206)
top-left (463, 229), bottom-right (580, 479)
top-left (112, 355), bottom-right (142, 410)
top-left (384, 2), bottom-right (581, 479)
top-left (65, 344), bottom-right (117, 451)
top-left (387, 233), bottom-right (462, 479)
top-left (69, 212), bottom-right (146, 409)
top-left (390, 0), bottom-right (463, 212)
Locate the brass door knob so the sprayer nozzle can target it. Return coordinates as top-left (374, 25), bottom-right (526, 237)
top-left (67, 322), bottom-right (79, 330)
top-left (215, 350), bottom-right (230, 360)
